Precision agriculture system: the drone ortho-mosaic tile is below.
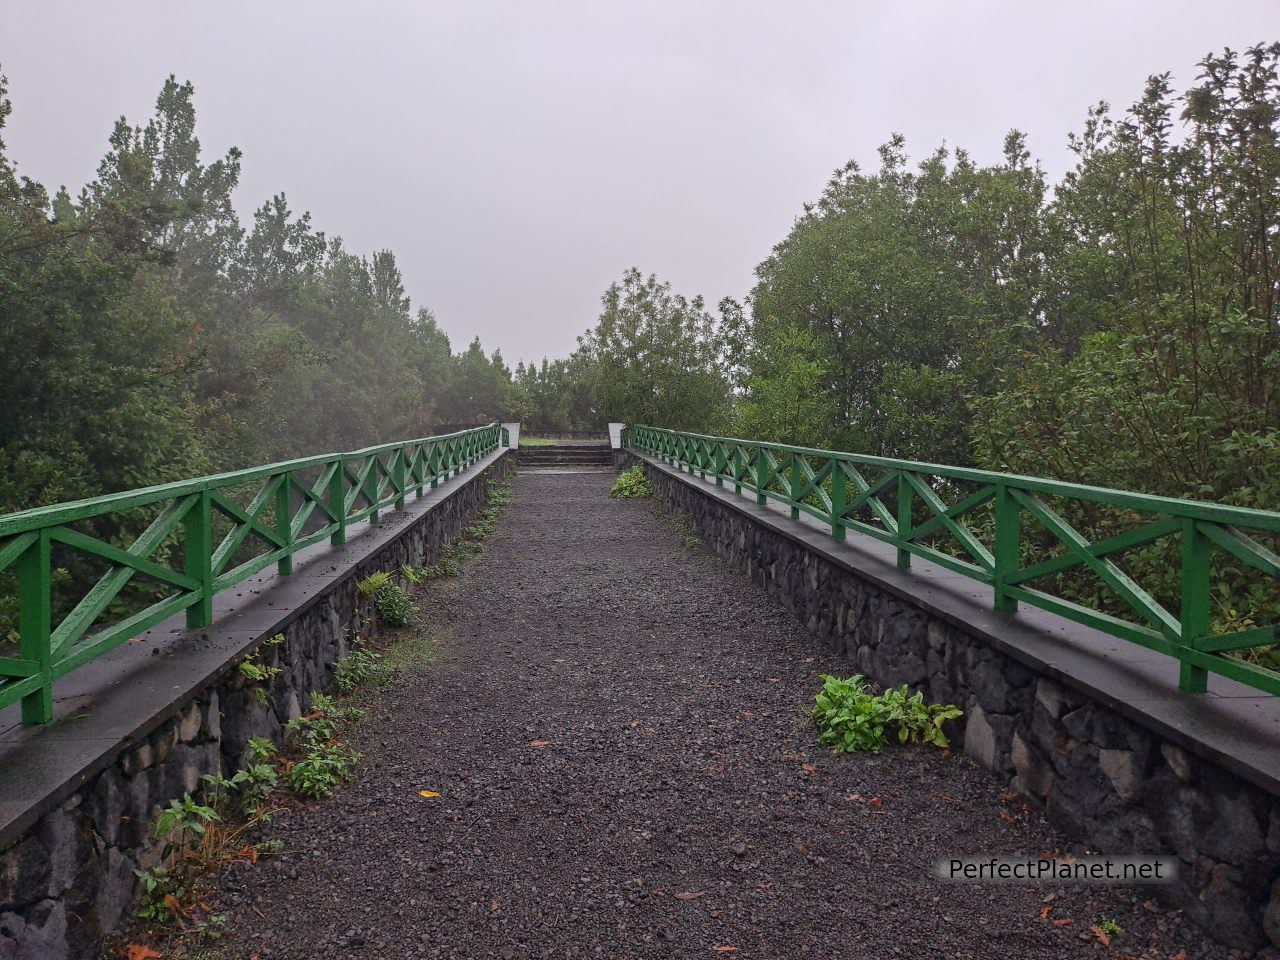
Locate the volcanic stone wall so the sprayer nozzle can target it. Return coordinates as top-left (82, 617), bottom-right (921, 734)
top-left (627, 452), bottom-right (1280, 951)
top-left (0, 456), bottom-right (509, 960)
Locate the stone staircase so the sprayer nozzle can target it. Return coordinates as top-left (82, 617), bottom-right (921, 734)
top-left (517, 441), bottom-right (613, 468)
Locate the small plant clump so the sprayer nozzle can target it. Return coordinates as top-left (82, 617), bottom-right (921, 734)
top-left (374, 582), bottom-right (415, 626)
top-left (238, 655), bottom-right (280, 684)
top-left (284, 694), bottom-right (362, 800)
top-left (672, 514), bottom-right (701, 549)
top-left (610, 465), bottom-right (652, 499)
top-left (811, 674), bottom-right (962, 753)
top-left (356, 571), bottom-right (393, 596)
top-left (288, 743), bottom-right (360, 800)
top-left (1098, 918), bottom-right (1123, 939)
top-left (358, 570), bottom-right (418, 627)
top-left (334, 643), bottom-right (392, 691)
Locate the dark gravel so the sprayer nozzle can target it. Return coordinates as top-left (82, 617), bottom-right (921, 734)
top-left (202, 470), bottom-right (1235, 960)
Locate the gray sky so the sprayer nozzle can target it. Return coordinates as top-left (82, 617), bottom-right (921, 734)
top-left (2, 1), bottom-right (1276, 363)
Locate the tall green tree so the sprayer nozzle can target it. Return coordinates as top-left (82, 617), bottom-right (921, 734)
top-left (574, 268), bottom-right (731, 432)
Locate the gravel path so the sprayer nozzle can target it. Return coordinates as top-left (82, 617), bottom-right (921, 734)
top-left (204, 470), bottom-right (1231, 960)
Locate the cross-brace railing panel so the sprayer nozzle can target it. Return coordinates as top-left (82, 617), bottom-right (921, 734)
top-left (628, 425), bottom-right (1280, 697)
top-left (0, 423), bottom-right (504, 724)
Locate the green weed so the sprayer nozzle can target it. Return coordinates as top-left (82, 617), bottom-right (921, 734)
top-left (334, 644), bottom-right (392, 691)
top-left (288, 743), bottom-right (359, 800)
top-left (356, 571), bottom-right (393, 596)
top-left (610, 464), bottom-right (652, 499)
top-left (811, 674), bottom-right (961, 753)
top-left (238, 654), bottom-right (280, 684)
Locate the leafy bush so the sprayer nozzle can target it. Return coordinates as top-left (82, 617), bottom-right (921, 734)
top-left (246, 736), bottom-right (276, 762)
top-left (811, 674), bottom-right (961, 753)
top-left (334, 645), bottom-right (391, 691)
top-left (134, 866), bottom-right (186, 921)
top-left (288, 744), bottom-right (359, 799)
top-left (374, 582), bottom-right (415, 627)
top-left (610, 465), bottom-right (652, 499)
top-left (357, 570), bottom-right (417, 626)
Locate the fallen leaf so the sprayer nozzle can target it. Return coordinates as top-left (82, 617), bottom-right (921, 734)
top-left (869, 797), bottom-right (883, 807)
top-left (124, 946), bottom-right (162, 960)
top-left (738, 711), bottom-right (754, 718)
top-left (713, 948), bottom-right (739, 953)
top-left (674, 891), bottom-right (705, 900)
top-left (419, 790), bottom-right (441, 798)
top-left (1089, 925), bottom-right (1111, 947)
top-left (845, 793), bottom-right (862, 802)
top-left (529, 740), bottom-right (551, 748)
top-left (490, 900), bottom-right (500, 912)
top-left (933, 794), bottom-right (958, 803)
top-left (1040, 905), bottom-right (1053, 920)
top-left (800, 657), bottom-right (815, 663)
top-left (300, 710), bottom-right (323, 722)
top-left (1170, 953), bottom-right (1187, 960)
top-left (801, 763), bottom-right (817, 774)
top-left (998, 810), bottom-right (1017, 823)
top-left (766, 677), bottom-right (781, 682)
top-left (1052, 918), bottom-right (1074, 927)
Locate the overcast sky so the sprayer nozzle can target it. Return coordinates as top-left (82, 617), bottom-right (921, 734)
top-left (2, 1), bottom-right (1276, 363)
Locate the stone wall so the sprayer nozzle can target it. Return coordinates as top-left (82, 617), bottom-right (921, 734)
top-left (628, 453), bottom-right (1280, 951)
top-left (0, 456), bottom-right (509, 960)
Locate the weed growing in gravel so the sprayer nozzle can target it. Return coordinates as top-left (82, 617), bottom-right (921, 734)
top-left (334, 642), bottom-right (393, 691)
top-left (374, 582), bottom-right (416, 626)
top-left (202, 765), bottom-right (279, 818)
top-left (247, 736), bottom-right (276, 762)
top-left (288, 743), bottom-right (360, 799)
top-left (811, 674), bottom-right (961, 753)
top-left (1098, 918), bottom-right (1123, 939)
top-left (672, 514), bottom-right (701, 549)
top-left (134, 866), bottom-right (186, 922)
top-left (382, 624), bottom-right (451, 675)
top-left (419, 553), bottom-right (461, 579)
top-left (358, 569), bottom-right (418, 627)
top-left (154, 794), bottom-right (222, 861)
top-left (464, 505), bottom-right (501, 542)
top-left (610, 465), bottom-right (652, 499)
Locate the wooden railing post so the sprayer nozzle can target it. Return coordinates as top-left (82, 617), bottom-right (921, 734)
top-left (830, 460), bottom-right (846, 541)
top-left (18, 531), bottom-right (52, 725)
top-left (329, 459), bottom-right (347, 546)
top-left (896, 471), bottom-right (912, 570)
top-left (393, 448), bottom-right (407, 510)
top-left (1179, 518), bottom-right (1210, 693)
top-left (365, 457), bottom-right (380, 525)
top-left (790, 453), bottom-right (801, 520)
top-left (275, 472), bottom-right (293, 575)
top-left (185, 490), bottom-right (213, 627)
top-left (993, 482), bottom-right (1019, 613)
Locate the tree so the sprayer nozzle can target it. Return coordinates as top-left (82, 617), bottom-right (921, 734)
top-left (575, 268), bottom-right (731, 432)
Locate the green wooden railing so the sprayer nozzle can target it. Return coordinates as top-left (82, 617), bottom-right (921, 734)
top-left (0, 423), bottom-right (504, 724)
top-left (628, 425), bottom-right (1280, 696)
